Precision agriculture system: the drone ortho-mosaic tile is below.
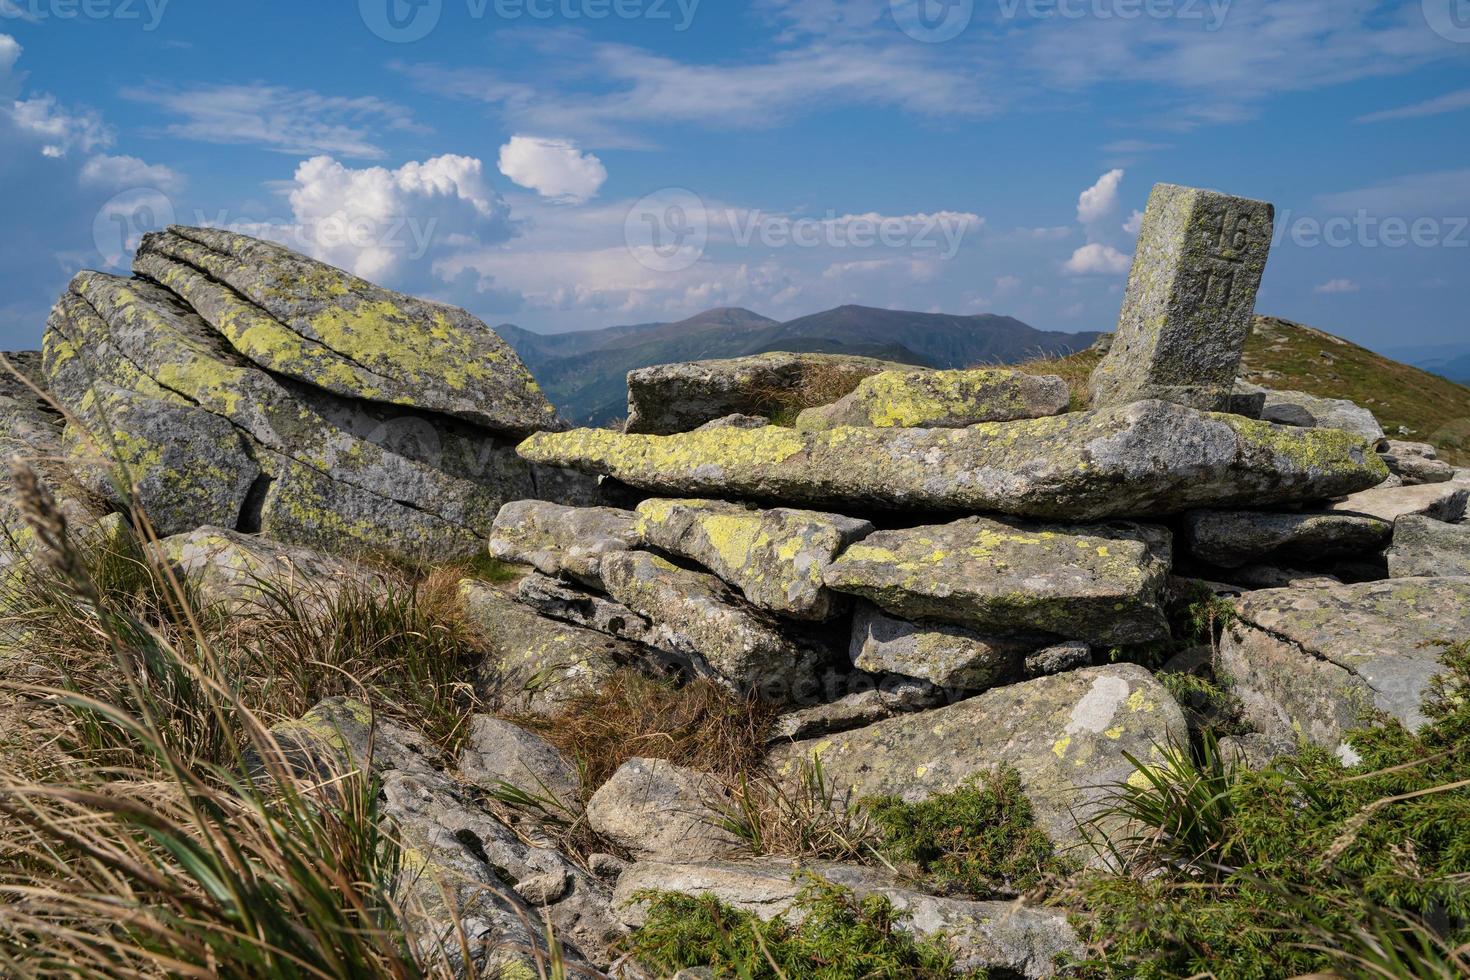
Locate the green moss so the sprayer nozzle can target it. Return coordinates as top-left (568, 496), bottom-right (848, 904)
top-left (626, 876), bottom-right (982, 979)
top-left (865, 766), bottom-right (1072, 897)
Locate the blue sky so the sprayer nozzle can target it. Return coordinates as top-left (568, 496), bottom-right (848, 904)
top-left (1, 0), bottom-right (1468, 356)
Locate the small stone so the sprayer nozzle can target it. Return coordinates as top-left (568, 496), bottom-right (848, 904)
top-left (1387, 515), bottom-right (1470, 578)
top-left (1327, 482), bottom-right (1470, 523)
top-left (1090, 183), bottom-right (1273, 411)
top-left (587, 852), bottom-right (629, 883)
top-left (1184, 509), bottom-right (1392, 568)
top-left (1233, 382), bottom-right (1385, 442)
top-left (514, 870), bottom-right (571, 906)
top-left (1024, 641), bottom-right (1093, 678)
top-left (823, 517), bottom-right (1172, 646)
top-left (794, 368), bottom-right (1070, 431)
top-left (636, 498), bottom-right (873, 620)
top-left (458, 715), bottom-right (582, 808)
top-left (1225, 565), bottom-right (1343, 590)
top-left (489, 500), bottom-right (641, 588)
top-left (1379, 441), bottom-right (1454, 485)
top-left (585, 758), bottom-right (739, 861)
top-left (849, 604), bottom-right (1026, 691)
top-left (694, 414), bottom-right (770, 431)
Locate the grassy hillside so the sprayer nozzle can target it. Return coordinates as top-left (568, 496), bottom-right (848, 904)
top-left (1020, 315), bottom-right (1470, 465)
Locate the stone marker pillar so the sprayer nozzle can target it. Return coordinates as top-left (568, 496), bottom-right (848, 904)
top-left (1090, 183), bottom-right (1274, 411)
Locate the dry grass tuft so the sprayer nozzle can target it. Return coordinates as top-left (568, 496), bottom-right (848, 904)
top-left (713, 757), bottom-right (884, 864)
top-left (1007, 348), bottom-right (1101, 411)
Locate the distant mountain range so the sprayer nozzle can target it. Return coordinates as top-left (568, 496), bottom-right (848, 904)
top-left (1384, 343), bottom-right (1470, 386)
top-left (498, 305), bottom-right (1102, 426)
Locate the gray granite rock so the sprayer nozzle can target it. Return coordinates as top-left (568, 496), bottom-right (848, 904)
top-left (1326, 482), bottom-right (1470, 523)
top-left (458, 715), bottom-right (582, 807)
top-left (848, 604), bottom-right (1027, 691)
top-left (1184, 509), bottom-right (1392, 568)
top-left (519, 400), bottom-right (1387, 521)
top-left (1387, 515), bottom-right (1470, 578)
top-left (489, 500), bottom-right (641, 588)
top-left (794, 368), bottom-right (1070, 431)
top-left (514, 573), bottom-right (654, 646)
top-left (1233, 382), bottom-right (1385, 442)
top-left (585, 758), bottom-right (739, 861)
top-left (157, 526), bottom-right (379, 612)
top-left (1379, 440), bottom-right (1454, 485)
top-left (824, 517), bottom-right (1172, 646)
top-left (1025, 641), bottom-right (1094, 678)
top-left (1090, 183), bottom-right (1273, 411)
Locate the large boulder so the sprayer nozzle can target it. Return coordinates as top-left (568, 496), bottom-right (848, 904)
top-left (1387, 515), bottom-right (1470, 578)
top-left (624, 352), bottom-right (910, 435)
top-left (489, 500), bottom-right (641, 588)
top-left (793, 368), bottom-right (1070, 431)
top-left (635, 498), bottom-right (872, 620)
top-left (1183, 509), bottom-right (1392, 568)
top-left (770, 664), bottom-right (1188, 846)
top-left (136, 227), bottom-right (560, 434)
top-left (823, 517), bottom-right (1172, 646)
top-left (1220, 579), bottom-right (1470, 756)
top-left (585, 758), bottom-right (739, 861)
top-left (613, 858), bottom-right (1082, 979)
top-left (1378, 440), bottom-right (1454, 485)
top-left (598, 551), bottom-right (823, 699)
top-left (518, 400), bottom-right (1387, 520)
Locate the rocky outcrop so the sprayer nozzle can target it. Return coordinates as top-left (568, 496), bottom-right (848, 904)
top-left (519, 400), bottom-right (1386, 520)
top-left (1387, 515), bottom-right (1470, 578)
top-left (1379, 440), bottom-right (1454, 485)
top-left (823, 517), bottom-right (1172, 646)
top-left (489, 500), bottom-right (641, 588)
top-left (1220, 579), bottom-right (1470, 756)
top-left (793, 367), bottom-right (1070, 431)
top-left (624, 351), bottom-right (909, 434)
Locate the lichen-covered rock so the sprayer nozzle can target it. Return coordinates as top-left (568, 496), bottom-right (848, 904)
top-left (612, 858), bottom-right (1082, 979)
top-left (63, 382), bottom-right (260, 537)
top-left (519, 400), bottom-right (1387, 520)
top-left (1090, 183), bottom-right (1273, 411)
top-left (1184, 509), bottom-right (1392, 568)
top-left (136, 227), bottom-right (561, 434)
top-left (625, 351), bottom-right (912, 435)
top-left (793, 368), bottom-right (1070, 431)
top-left (770, 664), bottom-right (1188, 847)
top-left (824, 517), bottom-right (1172, 646)
top-left (848, 604), bottom-right (1028, 691)
top-left (1024, 641), bottom-right (1093, 678)
top-left (1233, 381), bottom-right (1385, 442)
top-left (489, 500), bottom-right (641, 588)
top-left (598, 551), bottom-right (823, 699)
top-left (157, 525), bottom-right (378, 611)
top-left (1379, 440), bottom-right (1453, 485)
top-left (515, 573), bottom-right (654, 646)
top-left (458, 715), bottom-right (582, 807)
top-left (1220, 579), bottom-right (1470, 754)
top-left (585, 758), bottom-right (738, 861)
top-left (459, 579), bottom-right (666, 716)
top-left (1387, 515), bottom-right (1470, 578)
top-left (1326, 482), bottom-right (1470, 523)
top-left (636, 498), bottom-right (872, 620)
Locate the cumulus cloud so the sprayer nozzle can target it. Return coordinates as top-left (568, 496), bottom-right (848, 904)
top-left (8, 95), bottom-right (113, 158)
top-left (1077, 169), bottom-right (1124, 226)
top-left (1123, 210), bottom-right (1144, 236)
top-left (1315, 278), bottom-right (1360, 294)
top-left (80, 154), bottom-right (186, 193)
top-left (497, 136), bottom-right (607, 204)
top-left (1063, 243), bottom-right (1132, 275)
top-left (0, 33), bottom-right (19, 76)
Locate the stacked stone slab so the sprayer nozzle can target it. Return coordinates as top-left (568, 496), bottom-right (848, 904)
top-left (31, 228), bottom-right (592, 559)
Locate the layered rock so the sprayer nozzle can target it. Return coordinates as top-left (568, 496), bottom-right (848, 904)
top-left (793, 368), bottom-right (1070, 431)
top-left (519, 400), bottom-right (1386, 520)
top-left (1233, 381), bottom-right (1385, 442)
top-left (157, 525), bottom-right (379, 611)
top-left (635, 497), bottom-right (872, 620)
top-left (1379, 440), bottom-right (1453, 485)
top-left (1326, 482), bottom-right (1470, 523)
top-left (849, 604), bottom-right (1031, 691)
top-left (823, 517), bottom-right (1172, 646)
top-left (1184, 509), bottom-right (1392, 568)
top-left (489, 500), bottom-right (641, 587)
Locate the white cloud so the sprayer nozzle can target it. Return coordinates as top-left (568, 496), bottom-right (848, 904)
top-left (497, 136), bottom-right (607, 204)
top-left (1123, 210), bottom-right (1144, 236)
top-left (8, 95), bottom-right (113, 157)
top-left (0, 33), bottom-right (19, 77)
top-left (1315, 169), bottom-right (1470, 215)
top-left (1315, 278), bottom-right (1360, 294)
top-left (80, 153), bottom-right (186, 193)
top-left (1356, 89), bottom-right (1470, 124)
top-left (123, 83), bottom-right (421, 158)
top-left (1077, 169), bottom-right (1124, 226)
top-left (994, 274), bottom-right (1022, 295)
top-left (1063, 243), bottom-right (1132, 275)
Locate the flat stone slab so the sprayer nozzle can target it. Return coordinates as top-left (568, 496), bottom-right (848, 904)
top-left (1184, 509), bottom-right (1391, 568)
top-left (794, 368), bottom-right (1070, 431)
top-left (1233, 382), bottom-right (1385, 442)
top-left (1387, 515), bottom-right (1470, 578)
top-left (636, 497), bottom-right (872, 620)
top-left (770, 664), bottom-right (1187, 846)
top-left (823, 517), bottom-right (1172, 646)
top-left (1220, 578), bottom-right (1470, 754)
top-left (519, 400), bottom-right (1386, 521)
top-left (489, 500), bottom-right (642, 588)
top-left (625, 351), bottom-right (910, 435)
top-left (137, 227), bottom-right (561, 434)
top-left (1091, 183), bottom-right (1273, 411)
top-left (849, 604), bottom-right (1030, 691)
top-left (599, 551), bottom-right (821, 699)
top-left (1327, 482), bottom-right (1470, 524)
top-left (612, 858), bottom-right (1081, 979)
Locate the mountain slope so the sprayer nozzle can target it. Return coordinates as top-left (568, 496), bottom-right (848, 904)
top-left (504, 306), bottom-right (1099, 426)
